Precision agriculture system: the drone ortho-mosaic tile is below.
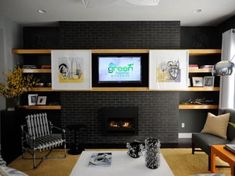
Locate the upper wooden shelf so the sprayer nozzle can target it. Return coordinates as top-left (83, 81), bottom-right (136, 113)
top-left (188, 49), bottom-right (221, 56)
top-left (13, 49), bottom-right (51, 54)
top-left (23, 69), bottom-right (51, 73)
top-left (189, 68), bottom-right (213, 73)
top-left (13, 49), bottom-right (221, 55)
top-left (179, 104), bottom-right (218, 110)
top-left (12, 49), bottom-right (149, 54)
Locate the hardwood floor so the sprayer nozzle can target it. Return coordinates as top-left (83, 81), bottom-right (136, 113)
top-left (8, 149), bottom-right (230, 176)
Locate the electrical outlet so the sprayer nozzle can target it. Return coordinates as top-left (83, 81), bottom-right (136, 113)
top-left (181, 123), bottom-right (185, 128)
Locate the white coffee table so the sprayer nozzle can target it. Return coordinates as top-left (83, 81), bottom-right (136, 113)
top-left (70, 150), bottom-right (174, 176)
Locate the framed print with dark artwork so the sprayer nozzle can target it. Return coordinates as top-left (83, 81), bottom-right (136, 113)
top-left (203, 76), bottom-right (214, 87)
top-left (37, 96), bottom-right (47, 105)
top-left (28, 94), bottom-right (38, 105)
top-left (192, 77), bottom-right (203, 87)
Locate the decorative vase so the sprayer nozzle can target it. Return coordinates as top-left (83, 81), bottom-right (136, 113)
top-left (145, 137), bottom-right (161, 169)
top-left (6, 97), bottom-right (20, 111)
top-left (126, 140), bottom-right (144, 158)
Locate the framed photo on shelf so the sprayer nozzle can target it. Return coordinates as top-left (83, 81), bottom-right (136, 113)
top-left (192, 77), bottom-right (203, 87)
top-left (28, 94), bottom-right (38, 105)
top-left (37, 96), bottom-right (47, 105)
top-left (203, 76), bottom-right (214, 87)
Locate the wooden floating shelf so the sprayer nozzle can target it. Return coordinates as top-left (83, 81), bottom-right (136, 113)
top-left (18, 105), bottom-right (61, 110)
top-left (30, 87), bottom-right (54, 92)
top-left (184, 87), bottom-right (220, 91)
top-left (13, 49), bottom-right (149, 54)
top-left (29, 87), bottom-right (220, 92)
top-left (179, 104), bottom-right (218, 110)
top-left (23, 69), bottom-right (51, 73)
top-left (13, 49), bottom-right (51, 54)
top-left (188, 49), bottom-right (221, 56)
top-left (189, 68), bottom-right (213, 73)
top-left (13, 49), bottom-right (221, 55)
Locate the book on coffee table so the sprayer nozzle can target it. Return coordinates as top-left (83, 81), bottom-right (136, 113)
top-left (224, 144), bottom-right (235, 154)
top-left (88, 153), bottom-right (112, 167)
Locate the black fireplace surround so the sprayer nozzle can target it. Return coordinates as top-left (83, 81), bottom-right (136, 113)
top-left (98, 107), bottom-right (138, 135)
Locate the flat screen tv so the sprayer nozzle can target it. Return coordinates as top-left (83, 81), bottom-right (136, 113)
top-left (92, 53), bottom-right (148, 87)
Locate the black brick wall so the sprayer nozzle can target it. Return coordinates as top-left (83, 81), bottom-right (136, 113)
top-left (59, 21), bottom-right (180, 145)
top-left (59, 21), bottom-right (180, 49)
top-left (61, 92), bottom-right (179, 144)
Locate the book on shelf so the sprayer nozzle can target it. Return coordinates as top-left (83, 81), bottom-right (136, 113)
top-left (224, 144), bottom-right (235, 154)
top-left (189, 64), bottom-right (199, 68)
top-left (199, 65), bottom-right (214, 69)
top-left (88, 152), bottom-right (112, 167)
top-left (41, 65), bottom-right (51, 69)
top-left (22, 65), bottom-right (38, 69)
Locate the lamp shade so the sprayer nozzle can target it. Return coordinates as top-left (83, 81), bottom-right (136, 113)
top-left (214, 60), bottom-right (234, 76)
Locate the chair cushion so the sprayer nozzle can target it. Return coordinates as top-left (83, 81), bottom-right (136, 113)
top-left (30, 134), bottom-right (65, 150)
top-left (192, 133), bottom-right (229, 155)
top-left (201, 112), bottom-right (230, 139)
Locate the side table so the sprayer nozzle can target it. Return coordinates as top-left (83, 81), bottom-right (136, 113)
top-left (67, 124), bottom-right (87, 155)
top-left (211, 145), bottom-right (235, 176)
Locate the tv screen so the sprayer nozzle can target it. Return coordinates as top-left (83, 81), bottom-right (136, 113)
top-left (98, 56), bottom-right (141, 83)
top-left (92, 53), bottom-right (148, 87)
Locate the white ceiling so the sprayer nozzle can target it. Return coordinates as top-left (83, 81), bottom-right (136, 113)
top-left (0, 0), bottom-right (235, 26)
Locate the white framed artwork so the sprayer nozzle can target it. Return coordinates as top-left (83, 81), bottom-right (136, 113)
top-left (51, 50), bottom-right (92, 90)
top-left (149, 50), bottom-right (189, 90)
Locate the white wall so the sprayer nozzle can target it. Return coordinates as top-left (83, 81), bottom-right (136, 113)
top-left (0, 17), bottom-right (21, 110)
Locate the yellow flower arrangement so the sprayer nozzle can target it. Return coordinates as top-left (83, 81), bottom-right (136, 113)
top-left (0, 67), bottom-right (37, 98)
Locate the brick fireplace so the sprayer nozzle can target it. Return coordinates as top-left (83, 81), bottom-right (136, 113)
top-left (61, 91), bottom-right (179, 146)
top-left (98, 107), bottom-right (138, 135)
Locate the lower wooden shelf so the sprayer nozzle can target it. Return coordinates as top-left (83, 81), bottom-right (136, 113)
top-left (18, 105), bottom-right (61, 110)
top-left (179, 104), bottom-right (218, 110)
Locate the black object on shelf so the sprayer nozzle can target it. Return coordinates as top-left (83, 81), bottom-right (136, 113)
top-left (67, 124), bottom-right (87, 155)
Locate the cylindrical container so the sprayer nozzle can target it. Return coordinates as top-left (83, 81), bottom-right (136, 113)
top-left (145, 137), bottom-right (161, 169)
top-left (126, 141), bottom-right (144, 158)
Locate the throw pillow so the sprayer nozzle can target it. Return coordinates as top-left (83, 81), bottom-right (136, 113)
top-left (201, 112), bottom-right (230, 139)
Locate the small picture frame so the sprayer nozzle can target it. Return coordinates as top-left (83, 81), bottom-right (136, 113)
top-left (28, 94), bottom-right (38, 105)
top-left (204, 76), bottom-right (214, 87)
top-left (192, 77), bottom-right (203, 87)
top-left (37, 96), bottom-right (47, 105)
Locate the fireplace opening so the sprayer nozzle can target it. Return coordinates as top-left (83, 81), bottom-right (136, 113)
top-left (108, 118), bottom-right (134, 130)
top-left (98, 107), bottom-right (138, 135)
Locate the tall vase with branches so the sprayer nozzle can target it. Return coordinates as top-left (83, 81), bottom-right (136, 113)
top-left (0, 67), bottom-right (37, 110)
